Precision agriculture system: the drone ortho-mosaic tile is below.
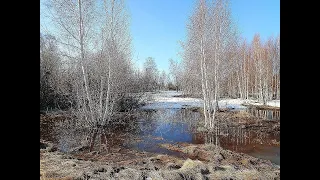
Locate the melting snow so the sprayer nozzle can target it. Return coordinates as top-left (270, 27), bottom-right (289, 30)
top-left (140, 91), bottom-right (280, 110)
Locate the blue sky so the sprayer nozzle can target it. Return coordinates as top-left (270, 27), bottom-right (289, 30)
top-left (128, 0), bottom-right (280, 72)
top-left (40, 0), bottom-right (280, 73)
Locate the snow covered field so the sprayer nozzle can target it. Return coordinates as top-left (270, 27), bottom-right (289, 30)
top-left (141, 91), bottom-right (280, 110)
top-left (219, 98), bottom-right (280, 108)
top-left (141, 91), bottom-right (202, 109)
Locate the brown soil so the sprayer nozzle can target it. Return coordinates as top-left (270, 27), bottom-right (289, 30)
top-left (40, 141), bottom-right (279, 180)
top-left (159, 143), bottom-right (278, 170)
top-left (242, 104), bottom-right (280, 111)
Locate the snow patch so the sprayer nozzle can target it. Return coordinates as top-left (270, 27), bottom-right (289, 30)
top-left (141, 91), bottom-right (280, 110)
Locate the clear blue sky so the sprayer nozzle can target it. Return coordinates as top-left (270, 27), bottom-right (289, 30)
top-left (128, 0), bottom-right (280, 72)
top-left (40, 0), bottom-right (280, 73)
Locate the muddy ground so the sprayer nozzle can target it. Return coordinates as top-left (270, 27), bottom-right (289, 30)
top-left (40, 108), bottom-right (280, 180)
top-left (40, 141), bottom-right (279, 180)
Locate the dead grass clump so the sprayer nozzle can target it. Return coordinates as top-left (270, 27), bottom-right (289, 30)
top-left (117, 168), bottom-right (142, 179)
top-left (160, 170), bottom-right (182, 180)
top-left (176, 158), bottom-right (210, 179)
top-left (232, 111), bottom-right (253, 119)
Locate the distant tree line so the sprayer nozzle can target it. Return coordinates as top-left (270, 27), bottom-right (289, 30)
top-left (179, 0), bottom-right (280, 130)
top-left (40, 0), bottom-right (280, 133)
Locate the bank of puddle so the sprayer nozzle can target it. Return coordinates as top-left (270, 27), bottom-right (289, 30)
top-left (40, 107), bottom-right (280, 165)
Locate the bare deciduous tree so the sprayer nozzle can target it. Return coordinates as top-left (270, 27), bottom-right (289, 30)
top-left (142, 57), bottom-right (159, 92)
top-left (169, 58), bottom-right (181, 92)
top-left (182, 0), bottom-right (234, 130)
top-left (44, 0), bottom-right (140, 152)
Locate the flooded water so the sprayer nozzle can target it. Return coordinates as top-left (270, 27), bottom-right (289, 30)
top-left (40, 92), bottom-right (280, 165)
top-left (127, 108), bottom-right (280, 165)
top-left (123, 109), bottom-right (201, 156)
top-left (245, 106), bottom-right (280, 120)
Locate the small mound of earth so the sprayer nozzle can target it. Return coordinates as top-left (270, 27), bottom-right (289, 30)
top-left (159, 143), bottom-right (279, 173)
top-left (40, 141), bottom-right (279, 180)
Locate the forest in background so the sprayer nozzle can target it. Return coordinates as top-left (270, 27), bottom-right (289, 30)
top-left (40, 0), bottom-right (279, 129)
top-left (40, 1), bottom-right (280, 179)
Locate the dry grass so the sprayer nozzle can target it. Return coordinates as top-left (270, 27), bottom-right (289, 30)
top-left (41, 177), bottom-right (73, 180)
top-left (272, 139), bottom-right (280, 146)
top-left (40, 160), bottom-right (46, 180)
top-left (40, 144), bottom-right (279, 180)
top-left (241, 159), bottom-right (250, 166)
top-left (181, 145), bottom-right (197, 154)
top-left (41, 159), bottom-right (74, 180)
top-left (232, 111), bottom-right (253, 119)
top-left (179, 159), bottom-right (203, 171)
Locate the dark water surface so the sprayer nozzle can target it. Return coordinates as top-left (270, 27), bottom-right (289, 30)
top-left (129, 108), bottom-right (280, 165)
top-left (40, 108), bottom-right (280, 165)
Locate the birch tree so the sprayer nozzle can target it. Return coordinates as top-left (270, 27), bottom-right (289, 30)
top-left (45, 0), bottom-right (136, 152)
top-left (97, 0), bottom-right (133, 125)
top-left (272, 35), bottom-right (280, 100)
top-left (46, 0), bottom-right (97, 127)
top-left (184, 0), bottom-right (210, 126)
top-left (181, 15), bottom-right (279, 112)
top-left (182, 0), bottom-right (234, 131)
top-left (169, 58), bottom-right (181, 92)
top-left (142, 57), bottom-right (159, 92)
top-left (240, 40), bottom-right (250, 100)
top-left (159, 70), bottom-right (168, 90)
top-left (40, 34), bottom-right (62, 110)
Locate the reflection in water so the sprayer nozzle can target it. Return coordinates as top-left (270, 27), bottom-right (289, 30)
top-left (42, 113), bottom-right (141, 153)
top-left (40, 118), bottom-right (58, 142)
top-left (246, 107), bottom-right (280, 120)
top-left (132, 109), bottom-right (279, 165)
top-left (194, 127), bottom-right (280, 165)
top-left (124, 109), bottom-right (200, 155)
top-left (55, 120), bottom-right (91, 152)
top-left (40, 108), bottom-right (280, 165)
